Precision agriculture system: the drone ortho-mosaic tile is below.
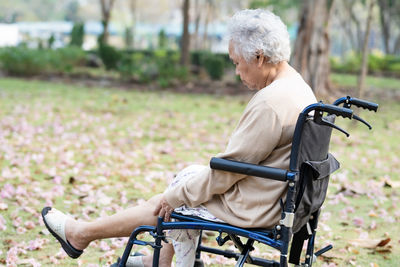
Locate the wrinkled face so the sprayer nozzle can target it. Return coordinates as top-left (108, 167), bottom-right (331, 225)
top-left (229, 41), bottom-right (262, 90)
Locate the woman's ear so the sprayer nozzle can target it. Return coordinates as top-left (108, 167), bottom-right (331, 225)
top-left (256, 51), bottom-right (265, 67)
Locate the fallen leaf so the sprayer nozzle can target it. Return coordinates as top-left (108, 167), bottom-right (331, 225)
top-left (377, 238), bottom-right (391, 247)
top-left (383, 177), bottom-right (400, 188)
top-left (348, 238), bottom-right (391, 249)
top-left (353, 217), bottom-right (364, 227)
top-left (320, 250), bottom-right (346, 260)
top-left (69, 176), bottom-right (76, 184)
top-left (0, 203), bottom-right (8, 210)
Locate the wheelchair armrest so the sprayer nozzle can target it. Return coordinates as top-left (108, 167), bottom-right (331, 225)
top-left (210, 157), bottom-right (291, 182)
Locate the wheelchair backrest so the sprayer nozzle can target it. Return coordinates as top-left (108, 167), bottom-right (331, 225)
top-left (289, 115), bottom-right (340, 233)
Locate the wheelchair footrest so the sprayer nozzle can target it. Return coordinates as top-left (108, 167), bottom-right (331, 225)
top-left (315, 244), bottom-right (332, 257)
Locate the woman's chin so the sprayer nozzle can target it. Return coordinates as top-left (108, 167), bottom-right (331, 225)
top-left (243, 82), bottom-right (257, 90)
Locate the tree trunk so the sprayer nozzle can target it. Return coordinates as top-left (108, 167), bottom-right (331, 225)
top-left (378, 0), bottom-right (391, 54)
top-left (348, 3), bottom-right (364, 52)
top-left (291, 0), bottom-right (336, 96)
top-left (358, 0), bottom-right (375, 99)
top-left (341, 0), bottom-right (362, 52)
top-left (129, 0), bottom-right (137, 49)
top-left (394, 35), bottom-right (400, 54)
top-left (180, 0), bottom-right (190, 66)
top-left (193, 0), bottom-right (201, 50)
top-left (100, 0), bottom-right (116, 45)
top-left (202, 0), bottom-right (212, 50)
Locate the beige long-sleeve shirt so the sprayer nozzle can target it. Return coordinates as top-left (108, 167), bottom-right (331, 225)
top-left (164, 73), bottom-right (317, 228)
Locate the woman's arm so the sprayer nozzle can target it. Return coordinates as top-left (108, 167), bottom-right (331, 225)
top-left (164, 102), bottom-right (283, 208)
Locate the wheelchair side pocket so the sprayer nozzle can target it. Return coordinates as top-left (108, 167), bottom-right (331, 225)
top-left (306, 153), bottom-right (340, 181)
top-left (293, 153), bottom-right (340, 233)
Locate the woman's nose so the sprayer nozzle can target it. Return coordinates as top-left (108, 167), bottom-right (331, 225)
top-left (235, 67), bottom-right (240, 76)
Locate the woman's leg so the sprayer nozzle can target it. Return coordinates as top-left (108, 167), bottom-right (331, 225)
top-left (173, 234), bottom-right (200, 267)
top-left (60, 193), bottom-right (177, 267)
top-left (65, 194), bottom-right (163, 250)
top-left (62, 193), bottom-right (174, 266)
top-left (142, 241), bottom-right (174, 267)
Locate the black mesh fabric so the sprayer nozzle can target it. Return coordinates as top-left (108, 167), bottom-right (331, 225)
top-left (291, 115), bottom-right (340, 233)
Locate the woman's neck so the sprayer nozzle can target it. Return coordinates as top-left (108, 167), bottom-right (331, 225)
top-left (262, 61), bottom-right (291, 88)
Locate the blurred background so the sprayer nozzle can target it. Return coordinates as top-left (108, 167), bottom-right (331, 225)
top-left (0, 0), bottom-right (399, 96)
top-left (1, 1), bottom-right (400, 266)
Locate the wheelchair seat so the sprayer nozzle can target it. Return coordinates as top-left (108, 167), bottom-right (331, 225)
top-left (115, 96), bottom-right (378, 267)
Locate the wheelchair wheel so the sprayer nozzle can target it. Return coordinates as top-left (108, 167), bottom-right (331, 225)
top-left (194, 258), bottom-right (204, 267)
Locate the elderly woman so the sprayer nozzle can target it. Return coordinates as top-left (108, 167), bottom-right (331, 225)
top-left (42, 9), bottom-right (317, 267)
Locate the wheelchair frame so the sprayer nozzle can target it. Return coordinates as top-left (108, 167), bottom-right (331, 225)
top-left (116, 96), bottom-right (378, 267)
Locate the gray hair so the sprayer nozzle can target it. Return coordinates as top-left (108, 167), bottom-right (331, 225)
top-left (227, 9), bottom-right (291, 64)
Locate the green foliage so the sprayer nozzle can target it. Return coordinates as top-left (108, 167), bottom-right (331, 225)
top-left (119, 50), bottom-right (226, 83)
top-left (203, 53), bottom-right (225, 80)
top-left (51, 47), bottom-right (86, 72)
top-left (0, 46), bottom-right (86, 76)
top-left (117, 49), bottom-right (188, 87)
top-left (38, 40), bottom-right (44, 50)
top-left (344, 52), bottom-right (362, 73)
top-left (385, 55), bottom-right (400, 73)
top-left (48, 34), bottom-right (55, 49)
top-left (124, 27), bottom-right (134, 48)
top-left (118, 52), bottom-right (154, 82)
top-left (331, 52), bottom-right (400, 76)
top-left (248, 0), bottom-right (299, 25)
top-left (388, 62), bottom-right (400, 73)
top-left (0, 47), bottom-right (47, 76)
top-left (368, 53), bottom-right (386, 73)
top-left (190, 50), bottom-right (206, 67)
top-left (158, 29), bottom-right (167, 49)
top-left (98, 43), bottom-right (122, 70)
top-left (249, 0), bottom-right (269, 8)
top-left (249, 0), bottom-right (300, 10)
top-left (70, 22), bottom-right (84, 48)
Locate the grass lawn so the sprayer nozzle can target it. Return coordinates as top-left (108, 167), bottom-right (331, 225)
top-left (0, 77), bottom-right (399, 266)
top-left (331, 73), bottom-right (400, 91)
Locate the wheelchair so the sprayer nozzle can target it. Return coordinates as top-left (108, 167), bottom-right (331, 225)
top-left (115, 96), bottom-right (378, 267)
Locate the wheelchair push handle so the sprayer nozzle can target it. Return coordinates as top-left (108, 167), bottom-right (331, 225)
top-left (210, 157), bottom-right (288, 182)
top-left (316, 104), bottom-right (353, 119)
top-left (349, 98), bottom-right (378, 112)
top-left (333, 96), bottom-right (378, 112)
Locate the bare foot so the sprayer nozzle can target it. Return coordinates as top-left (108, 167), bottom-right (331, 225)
top-left (64, 218), bottom-right (90, 251)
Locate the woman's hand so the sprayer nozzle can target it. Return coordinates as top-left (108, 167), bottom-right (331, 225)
top-left (153, 195), bottom-right (174, 222)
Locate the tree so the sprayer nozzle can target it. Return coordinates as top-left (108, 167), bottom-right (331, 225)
top-left (291, 0), bottom-right (336, 96)
top-left (124, 27), bottom-right (134, 48)
top-left (64, 0), bottom-right (80, 22)
top-left (48, 34), bottom-right (55, 49)
top-left (70, 22), bottom-right (84, 48)
top-left (193, 0), bottom-right (201, 50)
top-left (340, 0), bottom-right (364, 52)
top-left (191, 0), bottom-right (215, 50)
top-left (377, 0), bottom-right (400, 54)
top-left (249, 0), bottom-right (300, 25)
top-left (180, 0), bottom-right (190, 66)
top-left (99, 0), bottom-right (116, 45)
top-left (128, 0), bottom-right (137, 49)
top-left (358, 0), bottom-right (375, 99)
top-left (158, 29), bottom-right (167, 49)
